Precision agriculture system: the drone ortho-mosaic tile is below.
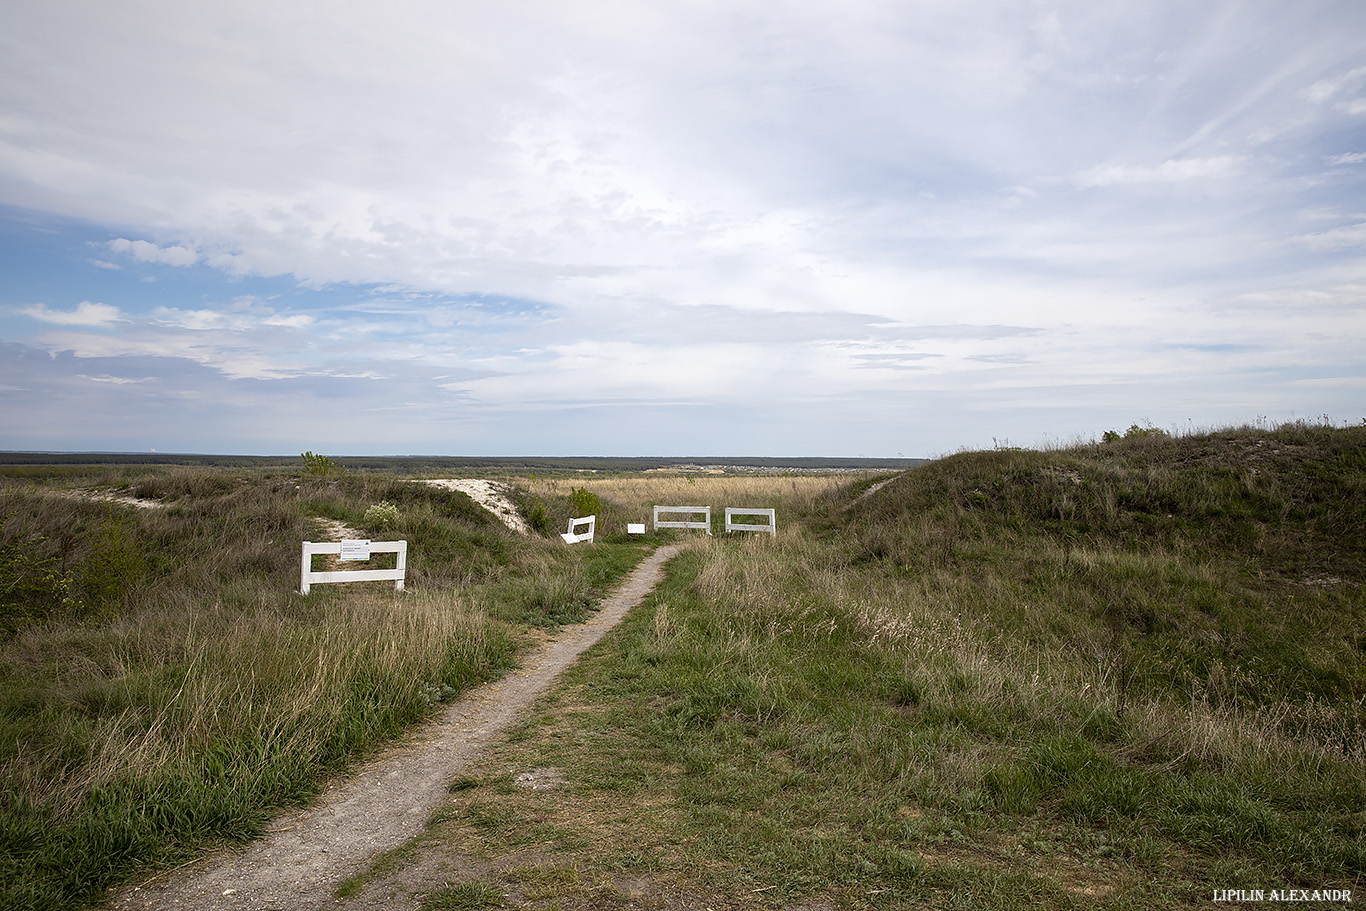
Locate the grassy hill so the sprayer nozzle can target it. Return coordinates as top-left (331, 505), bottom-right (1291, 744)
top-left (1, 426), bottom-right (1361, 909)
top-left (839, 423), bottom-right (1365, 717)
top-left (0, 467), bottom-right (653, 910)
top-left (391, 423), bottom-right (1363, 909)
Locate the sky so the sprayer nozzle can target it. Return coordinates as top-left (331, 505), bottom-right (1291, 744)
top-left (1, 1), bottom-right (1363, 457)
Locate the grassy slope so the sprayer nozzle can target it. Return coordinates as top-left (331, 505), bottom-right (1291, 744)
top-left (0, 467), bottom-right (650, 911)
top-left (397, 425), bottom-right (1363, 910)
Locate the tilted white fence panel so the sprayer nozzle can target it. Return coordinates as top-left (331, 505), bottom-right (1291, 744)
top-left (561, 515), bottom-right (596, 544)
top-left (653, 505), bottom-right (712, 535)
top-left (725, 507), bottom-right (776, 536)
top-left (300, 540), bottom-right (407, 594)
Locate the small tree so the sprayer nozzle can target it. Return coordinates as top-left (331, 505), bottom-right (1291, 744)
top-left (527, 498), bottom-right (550, 534)
top-left (301, 451), bottom-right (342, 477)
top-left (569, 487), bottom-right (601, 519)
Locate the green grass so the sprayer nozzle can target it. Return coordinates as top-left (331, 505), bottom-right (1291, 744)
top-left (407, 423), bottom-right (1364, 909)
top-left (6, 425), bottom-right (1362, 909)
top-left (0, 467), bottom-right (650, 911)
top-left (420, 880), bottom-right (505, 910)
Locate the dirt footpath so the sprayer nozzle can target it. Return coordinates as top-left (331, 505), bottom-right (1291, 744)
top-left (108, 545), bottom-right (681, 911)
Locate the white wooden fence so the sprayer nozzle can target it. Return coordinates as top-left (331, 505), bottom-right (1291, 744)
top-left (725, 507), bottom-right (776, 536)
top-left (561, 515), bottom-right (595, 544)
top-left (300, 540), bottom-right (407, 594)
top-left (653, 505), bottom-right (712, 535)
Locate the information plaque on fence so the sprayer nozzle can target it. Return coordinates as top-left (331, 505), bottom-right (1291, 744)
top-left (339, 539), bottom-right (371, 561)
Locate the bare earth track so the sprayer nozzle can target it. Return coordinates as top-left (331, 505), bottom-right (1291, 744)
top-left (108, 545), bottom-right (681, 911)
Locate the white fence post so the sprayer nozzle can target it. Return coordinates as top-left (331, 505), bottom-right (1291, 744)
top-left (652, 505), bottom-right (712, 535)
top-left (300, 540), bottom-right (408, 594)
top-left (561, 515), bottom-right (596, 544)
top-left (725, 507), bottom-right (776, 536)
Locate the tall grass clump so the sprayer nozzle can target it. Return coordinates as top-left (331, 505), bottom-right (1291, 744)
top-left (3, 588), bottom-right (511, 907)
top-left (0, 466), bottom-right (647, 910)
top-left (0, 513), bottom-right (79, 636)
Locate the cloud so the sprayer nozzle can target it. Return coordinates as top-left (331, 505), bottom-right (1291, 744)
top-left (1307, 65), bottom-right (1366, 112)
top-left (1073, 156), bottom-right (1244, 188)
top-left (107, 237), bottom-right (198, 267)
top-left (76, 374), bottom-right (155, 385)
top-left (149, 307), bottom-right (228, 331)
top-left (1326, 152), bottom-right (1366, 166)
top-left (148, 303), bottom-right (314, 333)
top-left (21, 300), bottom-right (120, 325)
top-left (1296, 222), bottom-right (1366, 252)
top-left (264, 314), bottom-right (315, 329)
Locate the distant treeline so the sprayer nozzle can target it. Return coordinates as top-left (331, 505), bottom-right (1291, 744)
top-left (0, 452), bottom-right (925, 476)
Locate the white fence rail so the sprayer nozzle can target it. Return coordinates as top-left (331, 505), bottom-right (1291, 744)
top-left (653, 505), bottom-right (712, 535)
top-left (725, 507), bottom-right (776, 536)
top-left (561, 515), bottom-right (596, 544)
top-left (300, 540), bottom-right (407, 594)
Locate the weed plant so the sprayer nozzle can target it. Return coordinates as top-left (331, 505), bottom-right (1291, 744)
top-left (0, 467), bottom-right (647, 910)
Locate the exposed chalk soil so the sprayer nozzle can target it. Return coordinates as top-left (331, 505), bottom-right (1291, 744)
top-left (418, 479), bottom-right (531, 534)
top-left (106, 545), bottom-right (681, 911)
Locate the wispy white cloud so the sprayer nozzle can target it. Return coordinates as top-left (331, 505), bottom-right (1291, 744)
top-left (22, 300), bottom-right (120, 326)
top-left (1073, 156), bottom-right (1245, 187)
top-left (1296, 223), bottom-right (1366, 252)
top-left (148, 304), bottom-right (315, 332)
top-left (264, 314), bottom-right (314, 329)
top-left (149, 308), bottom-right (229, 331)
top-left (1326, 152), bottom-right (1366, 166)
top-left (76, 374), bottom-right (155, 385)
top-left (1307, 65), bottom-right (1366, 111)
top-left (107, 238), bottom-right (198, 267)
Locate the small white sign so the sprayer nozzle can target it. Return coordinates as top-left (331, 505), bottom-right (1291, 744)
top-left (339, 539), bottom-right (371, 561)
top-left (627, 523), bottom-right (646, 535)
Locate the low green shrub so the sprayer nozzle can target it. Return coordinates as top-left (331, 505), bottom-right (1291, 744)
top-left (0, 513), bottom-right (80, 634)
top-left (80, 511), bottom-right (148, 613)
top-left (363, 500), bottom-right (400, 531)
